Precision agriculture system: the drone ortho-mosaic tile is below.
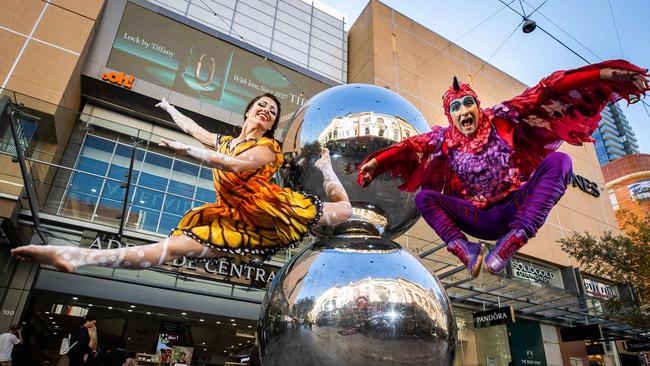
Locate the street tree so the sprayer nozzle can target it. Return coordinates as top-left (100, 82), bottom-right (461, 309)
top-left (559, 210), bottom-right (650, 330)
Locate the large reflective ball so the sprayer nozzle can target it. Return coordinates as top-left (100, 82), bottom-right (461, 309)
top-left (278, 84), bottom-right (430, 238)
top-left (256, 237), bottom-right (456, 365)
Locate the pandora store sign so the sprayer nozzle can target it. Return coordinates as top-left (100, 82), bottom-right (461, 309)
top-left (511, 260), bottom-right (560, 286)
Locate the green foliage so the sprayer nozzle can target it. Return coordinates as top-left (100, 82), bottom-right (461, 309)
top-left (558, 210), bottom-right (650, 330)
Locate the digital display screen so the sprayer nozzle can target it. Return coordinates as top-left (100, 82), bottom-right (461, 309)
top-left (107, 3), bottom-right (330, 123)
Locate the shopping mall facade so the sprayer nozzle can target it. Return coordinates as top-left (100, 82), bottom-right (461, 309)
top-left (0, 0), bottom-right (647, 365)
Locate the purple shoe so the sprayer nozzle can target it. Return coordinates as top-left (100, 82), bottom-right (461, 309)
top-left (447, 239), bottom-right (484, 277)
top-left (484, 228), bottom-right (528, 274)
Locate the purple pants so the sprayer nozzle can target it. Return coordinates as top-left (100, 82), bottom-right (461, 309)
top-left (415, 152), bottom-right (573, 243)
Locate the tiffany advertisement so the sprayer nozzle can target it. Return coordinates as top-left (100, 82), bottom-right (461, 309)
top-left (107, 3), bottom-right (329, 123)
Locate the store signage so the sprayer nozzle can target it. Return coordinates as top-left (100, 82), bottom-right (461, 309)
top-left (88, 236), bottom-right (137, 249)
top-left (86, 234), bottom-right (278, 289)
top-left (583, 278), bottom-right (616, 299)
top-left (508, 319), bottom-right (547, 366)
top-left (472, 306), bottom-right (515, 328)
top-left (560, 324), bottom-right (602, 342)
top-left (168, 257), bottom-right (276, 285)
top-left (571, 173), bottom-right (600, 198)
top-left (101, 70), bottom-right (135, 89)
top-left (511, 260), bottom-right (556, 284)
top-left (624, 341), bottom-right (650, 352)
top-left (629, 180), bottom-right (650, 202)
top-left (586, 343), bottom-right (605, 355)
top-left (236, 329), bottom-right (255, 339)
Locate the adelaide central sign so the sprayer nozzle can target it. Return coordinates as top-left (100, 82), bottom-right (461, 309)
top-left (85, 234), bottom-right (278, 289)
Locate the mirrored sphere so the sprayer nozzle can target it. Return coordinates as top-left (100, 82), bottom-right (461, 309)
top-left (256, 237), bottom-right (456, 366)
top-left (278, 84), bottom-right (430, 238)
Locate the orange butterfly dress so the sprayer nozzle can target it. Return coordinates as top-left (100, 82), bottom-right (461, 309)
top-left (170, 135), bottom-right (321, 260)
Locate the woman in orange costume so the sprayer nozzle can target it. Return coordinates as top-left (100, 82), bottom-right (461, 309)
top-left (12, 93), bottom-right (352, 270)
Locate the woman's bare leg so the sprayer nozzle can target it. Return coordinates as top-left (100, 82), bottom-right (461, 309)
top-left (314, 148), bottom-right (352, 226)
top-left (10, 235), bottom-right (213, 273)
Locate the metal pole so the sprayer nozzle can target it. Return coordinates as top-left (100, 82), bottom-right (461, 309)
top-left (7, 102), bottom-right (47, 244)
top-left (117, 138), bottom-right (138, 240)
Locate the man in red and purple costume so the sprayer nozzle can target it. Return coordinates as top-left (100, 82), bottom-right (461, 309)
top-left (359, 60), bottom-right (648, 277)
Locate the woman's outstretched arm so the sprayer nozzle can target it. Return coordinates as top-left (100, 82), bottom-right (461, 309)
top-left (159, 138), bottom-right (276, 173)
top-left (156, 98), bottom-right (218, 147)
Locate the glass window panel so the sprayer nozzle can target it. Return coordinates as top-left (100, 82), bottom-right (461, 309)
top-left (271, 41), bottom-right (309, 66)
top-left (237, 1), bottom-right (275, 24)
top-left (195, 187), bottom-right (216, 203)
top-left (84, 135), bottom-right (115, 154)
top-left (159, 213), bottom-right (182, 234)
top-left (102, 165), bottom-right (128, 201)
top-left (277, 3), bottom-right (310, 24)
top-left (138, 172), bottom-right (168, 191)
top-left (188, 2), bottom-right (234, 26)
top-left (309, 56), bottom-right (343, 80)
top-left (60, 192), bottom-right (98, 220)
top-left (107, 164), bottom-right (128, 180)
top-left (112, 145), bottom-right (145, 185)
top-left (200, 167), bottom-right (214, 181)
top-left (231, 24), bottom-right (272, 50)
top-left (313, 8), bottom-right (343, 28)
top-left (169, 159), bottom-right (199, 197)
top-left (77, 156), bottom-right (109, 177)
top-left (310, 35), bottom-right (342, 57)
top-left (94, 198), bottom-right (123, 224)
top-left (311, 28), bottom-right (341, 48)
top-left (309, 47), bottom-right (343, 69)
top-left (163, 195), bottom-right (193, 216)
top-left (280, 0), bottom-right (311, 15)
top-left (168, 180), bottom-right (195, 198)
top-left (133, 187), bottom-right (164, 211)
top-left (314, 9), bottom-right (343, 35)
top-left (69, 168), bottom-right (104, 196)
top-left (101, 180), bottom-right (125, 202)
top-left (312, 16), bottom-right (342, 36)
top-left (173, 159), bottom-right (200, 177)
top-left (273, 31), bottom-right (309, 52)
top-left (274, 19), bottom-right (310, 43)
top-left (128, 206), bottom-right (161, 233)
top-left (235, 11), bottom-right (273, 32)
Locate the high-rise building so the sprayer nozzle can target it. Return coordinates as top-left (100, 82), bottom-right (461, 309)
top-left (592, 103), bottom-right (640, 165)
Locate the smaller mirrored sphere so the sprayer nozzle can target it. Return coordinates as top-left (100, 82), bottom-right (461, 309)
top-left (278, 84), bottom-right (430, 238)
top-left (256, 237), bottom-right (456, 366)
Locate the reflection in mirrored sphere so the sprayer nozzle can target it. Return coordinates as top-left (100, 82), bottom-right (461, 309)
top-left (257, 237), bottom-right (456, 366)
top-left (278, 84), bottom-right (431, 238)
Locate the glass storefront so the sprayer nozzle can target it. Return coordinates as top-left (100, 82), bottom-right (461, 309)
top-left (454, 308), bottom-right (512, 366)
top-left (56, 130), bottom-right (216, 236)
top-left (17, 289), bottom-right (256, 365)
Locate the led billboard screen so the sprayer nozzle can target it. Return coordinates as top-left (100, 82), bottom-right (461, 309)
top-left (107, 3), bottom-right (330, 122)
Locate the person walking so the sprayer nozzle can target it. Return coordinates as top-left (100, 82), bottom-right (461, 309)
top-left (0, 325), bottom-right (22, 366)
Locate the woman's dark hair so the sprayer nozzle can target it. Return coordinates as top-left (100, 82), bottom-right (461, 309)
top-left (243, 93), bottom-right (282, 140)
top-left (83, 315), bottom-right (97, 324)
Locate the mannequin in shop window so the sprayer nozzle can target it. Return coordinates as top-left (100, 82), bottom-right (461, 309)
top-left (358, 60), bottom-right (648, 277)
top-left (11, 93), bottom-right (352, 270)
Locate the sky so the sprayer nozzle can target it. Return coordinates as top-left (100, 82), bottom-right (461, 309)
top-left (317, 0), bottom-right (650, 153)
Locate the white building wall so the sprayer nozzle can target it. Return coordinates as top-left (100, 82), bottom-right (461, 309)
top-left (540, 324), bottom-right (563, 366)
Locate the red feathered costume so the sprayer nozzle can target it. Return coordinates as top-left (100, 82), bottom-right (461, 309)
top-left (358, 60), bottom-right (648, 274)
